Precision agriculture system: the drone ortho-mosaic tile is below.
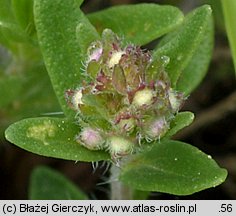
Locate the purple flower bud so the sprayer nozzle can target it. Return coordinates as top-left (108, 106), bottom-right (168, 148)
top-left (87, 41), bottom-right (103, 62)
top-left (77, 127), bottom-right (104, 150)
top-left (145, 117), bottom-right (169, 140)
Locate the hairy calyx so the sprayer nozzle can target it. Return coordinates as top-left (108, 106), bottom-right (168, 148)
top-left (66, 29), bottom-right (184, 161)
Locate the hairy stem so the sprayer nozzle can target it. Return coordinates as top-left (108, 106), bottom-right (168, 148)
top-left (110, 164), bottom-right (133, 200)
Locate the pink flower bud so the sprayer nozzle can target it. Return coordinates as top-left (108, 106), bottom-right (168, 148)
top-left (145, 117), bottom-right (169, 140)
top-left (77, 127), bottom-right (104, 150)
top-left (87, 41), bottom-right (103, 62)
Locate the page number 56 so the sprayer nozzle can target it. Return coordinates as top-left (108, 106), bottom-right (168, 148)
top-left (220, 204), bottom-right (233, 213)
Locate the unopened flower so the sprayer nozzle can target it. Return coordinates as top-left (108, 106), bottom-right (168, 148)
top-left (65, 88), bottom-right (84, 111)
top-left (132, 88), bottom-right (154, 107)
top-left (77, 127), bottom-right (104, 150)
top-left (145, 117), bottom-right (169, 140)
top-left (168, 88), bottom-right (185, 112)
top-left (66, 28), bottom-right (185, 160)
top-left (87, 41), bottom-right (103, 62)
top-left (107, 136), bottom-right (134, 159)
top-left (108, 51), bottom-right (125, 68)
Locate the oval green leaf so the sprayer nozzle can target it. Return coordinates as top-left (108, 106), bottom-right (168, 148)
top-left (0, 65), bottom-right (61, 137)
top-left (0, 0), bottom-right (15, 23)
top-left (29, 166), bottom-right (87, 200)
top-left (222, 0), bottom-right (236, 75)
top-left (165, 111), bottom-right (194, 137)
top-left (76, 20), bottom-right (100, 60)
top-left (0, 22), bottom-right (28, 43)
top-left (34, 0), bottom-right (99, 118)
top-left (154, 5), bottom-right (212, 89)
top-left (120, 140), bottom-right (227, 195)
top-left (0, 75), bottom-right (23, 107)
top-left (176, 16), bottom-right (214, 94)
top-left (5, 117), bottom-right (109, 162)
top-left (87, 4), bottom-right (184, 46)
top-left (12, 0), bottom-right (36, 36)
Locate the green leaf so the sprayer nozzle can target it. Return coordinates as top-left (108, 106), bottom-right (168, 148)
top-left (34, 0), bottom-right (98, 118)
top-left (0, 0), bottom-right (15, 23)
top-left (165, 111), bottom-right (194, 137)
top-left (5, 117), bottom-right (109, 162)
top-left (12, 0), bottom-right (36, 36)
top-left (205, 0), bottom-right (225, 31)
top-left (0, 21), bottom-right (28, 43)
top-left (176, 16), bottom-right (214, 94)
top-left (29, 166), bottom-right (87, 199)
top-left (0, 28), bottom-right (13, 50)
top-left (6, 64), bottom-right (60, 115)
top-left (0, 64), bottom-right (61, 139)
top-left (154, 5), bottom-right (212, 89)
top-left (87, 4), bottom-right (184, 45)
top-left (0, 75), bottom-right (23, 107)
top-left (120, 140), bottom-right (227, 195)
top-left (133, 190), bottom-right (150, 200)
top-left (0, 0), bottom-right (29, 43)
top-left (76, 18), bottom-right (100, 60)
top-left (82, 94), bottom-right (110, 121)
top-left (222, 0), bottom-right (236, 75)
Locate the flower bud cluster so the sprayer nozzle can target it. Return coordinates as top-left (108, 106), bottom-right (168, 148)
top-left (66, 29), bottom-right (184, 160)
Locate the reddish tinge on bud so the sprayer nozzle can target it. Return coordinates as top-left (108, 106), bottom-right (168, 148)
top-left (76, 127), bottom-right (104, 150)
top-left (66, 28), bottom-right (185, 160)
top-left (145, 117), bottom-right (169, 140)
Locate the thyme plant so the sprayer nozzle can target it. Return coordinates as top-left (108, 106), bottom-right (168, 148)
top-left (3, 0), bottom-right (227, 199)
